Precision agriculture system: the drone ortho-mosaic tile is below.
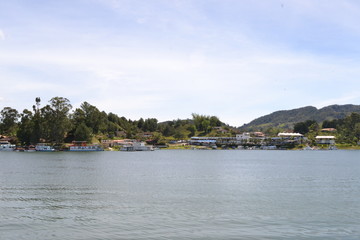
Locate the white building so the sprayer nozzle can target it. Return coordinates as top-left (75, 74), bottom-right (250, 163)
top-left (315, 136), bottom-right (336, 145)
top-left (236, 133), bottom-right (251, 141)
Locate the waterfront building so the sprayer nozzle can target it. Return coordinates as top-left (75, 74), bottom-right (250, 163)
top-left (315, 136), bottom-right (336, 145)
top-left (120, 141), bottom-right (154, 151)
top-left (236, 133), bottom-right (251, 141)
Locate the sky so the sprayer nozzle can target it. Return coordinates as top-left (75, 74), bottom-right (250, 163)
top-left (1, 0), bottom-right (360, 127)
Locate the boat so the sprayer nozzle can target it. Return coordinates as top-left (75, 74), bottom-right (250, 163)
top-left (0, 141), bottom-right (16, 151)
top-left (69, 141), bottom-right (104, 151)
top-left (25, 145), bottom-right (36, 152)
top-left (15, 146), bottom-right (25, 152)
top-left (120, 141), bottom-right (154, 151)
top-left (35, 143), bottom-right (55, 152)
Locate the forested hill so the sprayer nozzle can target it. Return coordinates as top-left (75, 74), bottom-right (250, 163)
top-left (240, 104), bottom-right (360, 131)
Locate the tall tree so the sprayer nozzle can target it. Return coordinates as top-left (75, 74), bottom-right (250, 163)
top-left (137, 118), bottom-right (144, 129)
top-left (142, 118), bottom-right (158, 132)
top-left (0, 107), bottom-right (19, 136)
top-left (17, 109), bottom-right (33, 145)
top-left (31, 97), bottom-right (42, 144)
top-left (210, 116), bottom-right (221, 127)
top-left (41, 97), bottom-right (72, 143)
top-left (80, 102), bottom-right (103, 134)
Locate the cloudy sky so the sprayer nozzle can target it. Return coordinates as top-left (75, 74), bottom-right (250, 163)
top-left (1, 0), bottom-right (360, 126)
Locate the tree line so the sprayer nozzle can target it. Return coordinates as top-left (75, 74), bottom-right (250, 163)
top-left (4, 97), bottom-right (359, 146)
top-left (0, 97), bottom-right (226, 145)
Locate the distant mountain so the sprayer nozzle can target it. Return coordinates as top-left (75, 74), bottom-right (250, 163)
top-left (240, 104), bottom-right (360, 131)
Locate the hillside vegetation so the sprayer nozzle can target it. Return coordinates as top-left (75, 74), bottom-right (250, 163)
top-left (2, 98), bottom-right (360, 147)
top-left (0, 97), bottom-right (234, 146)
top-left (240, 104), bottom-right (360, 131)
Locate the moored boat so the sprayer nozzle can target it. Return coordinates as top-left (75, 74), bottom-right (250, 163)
top-left (25, 145), bottom-right (36, 152)
top-left (120, 141), bottom-right (154, 151)
top-left (35, 143), bottom-right (55, 152)
top-left (69, 141), bottom-right (104, 151)
top-left (0, 141), bottom-right (16, 151)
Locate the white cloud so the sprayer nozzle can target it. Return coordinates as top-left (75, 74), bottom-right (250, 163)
top-left (1, 42), bottom-right (360, 126)
top-left (2, 0), bottom-right (360, 125)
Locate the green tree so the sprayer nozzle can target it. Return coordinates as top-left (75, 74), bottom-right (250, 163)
top-left (201, 119), bottom-right (211, 133)
top-left (210, 116), bottom-right (221, 127)
top-left (137, 118), bottom-right (144, 129)
top-left (354, 123), bottom-right (360, 141)
top-left (338, 113), bottom-right (360, 143)
top-left (17, 109), bottom-right (33, 145)
top-left (152, 132), bottom-right (166, 145)
top-left (187, 125), bottom-right (196, 137)
top-left (105, 121), bottom-right (119, 138)
top-left (42, 97), bottom-right (72, 143)
top-left (0, 107), bottom-right (20, 136)
top-left (31, 97), bottom-right (42, 144)
top-left (192, 113), bottom-right (207, 131)
top-left (192, 113), bottom-right (222, 132)
top-left (322, 119), bottom-right (339, 129)
top-left (143, 118), bottom-right (158, 132)
top-left (174, 126), bottom-right (187, 140)
top-left (107, 112), bottom-right (120, 125)
top-left (162, 124), bottom-right (175, 137)
top-left (80, 102), bottom-right (103, 134)
top-left (98, 111), bottom-right (109, 134)
top-left (74, 122), bottom-right (92, 142)
top-left (294, 120), bottom-right (317, 134)
top-left (72, 108), bottom-right (86, 126)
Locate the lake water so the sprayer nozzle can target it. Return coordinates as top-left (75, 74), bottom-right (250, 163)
top-left (0, 150), bottom-right (359, 239)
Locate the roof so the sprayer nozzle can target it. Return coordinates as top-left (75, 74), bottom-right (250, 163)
top-left (278, 133), bottom-right (303, 137)
top-left (321, 128), bottom-right (337, 132)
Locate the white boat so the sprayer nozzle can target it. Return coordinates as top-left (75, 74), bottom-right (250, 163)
top-left (35, 143), bottom-right (55, 152)
top-left (0, 141), bottom-right (16, 151)
top-left (69, 141), bottom-right (103, 151)
top-left (121, 142), bottom-right (154, 151)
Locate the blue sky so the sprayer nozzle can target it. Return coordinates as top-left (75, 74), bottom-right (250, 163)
top-left (1, 0), bottom-right (360, 126)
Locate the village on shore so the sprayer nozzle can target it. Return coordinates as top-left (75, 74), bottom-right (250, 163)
top-left (1, 97), bottom-right (360, 152)
top-left (0, 129), bottom-right (339, 152)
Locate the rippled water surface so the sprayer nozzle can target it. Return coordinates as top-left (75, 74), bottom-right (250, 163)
top-left (1, 150), bottom-right (360, 239)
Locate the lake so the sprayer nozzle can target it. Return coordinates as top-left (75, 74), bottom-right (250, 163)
top-left (1, 150), bottom-right (359, 239)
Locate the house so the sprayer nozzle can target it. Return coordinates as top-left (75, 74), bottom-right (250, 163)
top-left (120, 141), bottom-right (154, 151)
top-left (315, 136), bottom-right (336, 145)
top-left (0, 136), bottom-right (13, 142)
top-left (138, 132), bottom-right (153, 139)
top-left (213, 127), bottom-right (228, 134)
top-left (253, 132), bottom-right (265, 138)
top-left (101, 139), bottom-right (135, 148)
top-left (236, 133), bottom-right (251, 141)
